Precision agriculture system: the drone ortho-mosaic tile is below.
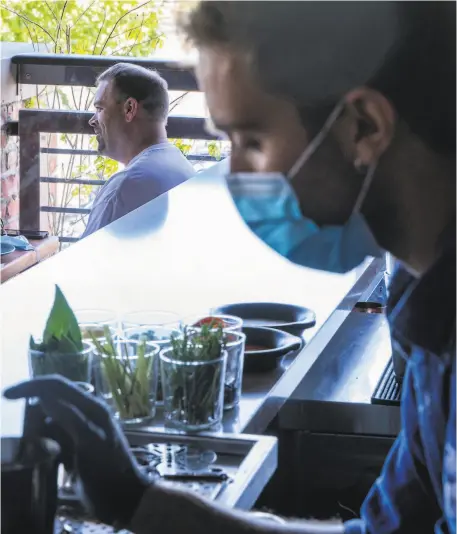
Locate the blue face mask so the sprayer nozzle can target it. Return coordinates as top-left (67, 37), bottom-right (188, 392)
top-left (225, 102), bottom-right (383, 273)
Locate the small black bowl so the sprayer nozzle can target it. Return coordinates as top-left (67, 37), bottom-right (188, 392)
top-left (213, 302), bottom-right (316, 336)
top-left (242, 326), bottom-right (303, 373)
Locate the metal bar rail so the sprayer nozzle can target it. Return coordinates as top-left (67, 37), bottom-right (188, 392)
top-left (11, 54), bottom-right (198, 90)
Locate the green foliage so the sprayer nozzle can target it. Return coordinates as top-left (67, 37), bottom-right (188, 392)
top-left (23, 97), bottom-right (37, 109)
top-left (94, 154), bottom-right (119, 178)
top-left (207, 141), bottom-right (222, 161)
top-left (170, 138), bottom-right (193, 156)
top-left (0, 1), bottom-right (164, 58)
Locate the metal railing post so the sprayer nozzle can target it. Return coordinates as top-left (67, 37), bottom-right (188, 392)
top-left (18, 111), bottom-right (40, 230)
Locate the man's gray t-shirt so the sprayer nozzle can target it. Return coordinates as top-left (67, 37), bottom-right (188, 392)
top-left (81, 142), bottom-right (194, 238)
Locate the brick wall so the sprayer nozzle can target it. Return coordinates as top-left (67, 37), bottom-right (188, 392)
top-left (1, 102), bottom-right (58, 232)
top-left (1, 102), bottom-right (20, 229)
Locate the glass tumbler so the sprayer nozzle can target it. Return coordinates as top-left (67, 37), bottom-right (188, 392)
top-left (223, 331), bottom-right (246, 410)
top-left (122, 310), bottom-right (182, 333)
top-left (160, 347), bottom-right (226, 432)
top-left (74, 309), bottom-right (120, 340)
top-left (124, 326), bottom-right (182, 402)
top-left (29, 341), bottom-right (93, 383)
top-left (94, 339), bottom-right (160, 425)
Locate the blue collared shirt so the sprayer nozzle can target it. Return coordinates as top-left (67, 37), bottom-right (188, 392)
top-left (345, 230), bottom-right (456, 534)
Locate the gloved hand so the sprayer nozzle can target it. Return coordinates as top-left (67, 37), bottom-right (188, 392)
top-left (23, 399), bottom-right (76, 474)
top-left (4, 375), bottom-right (151, 529)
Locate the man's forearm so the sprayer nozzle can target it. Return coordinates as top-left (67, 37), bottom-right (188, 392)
top-left (130, 482), bottom-right (345, 534)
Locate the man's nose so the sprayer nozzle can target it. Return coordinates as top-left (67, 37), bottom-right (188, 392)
top-left (88, 114), bottom-right (97, 128)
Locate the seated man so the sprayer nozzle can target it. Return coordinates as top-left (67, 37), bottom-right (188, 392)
top-left (81, 63), bottom-right (195, 238)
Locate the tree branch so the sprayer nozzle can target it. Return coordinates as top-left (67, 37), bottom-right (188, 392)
top-left (65, 23), bottom-right (72, 54)
top-left (18, 19), bottom-right (37, 51)
top-left (71, 0), bottom-right (95, 28)
top-left (121, 14), bottom-right (145, 56)
top-left (109, 22), bottom-right (146, 42)
top-left (169, 92), bottom-right (189, 113)
top-left (110, 35), bottom-right (162, 56)
top-left (98, 0), bottom-right (151, 56)
top-left (1, 5), bottom-right (56, 43)
top-left (92, 8), bottom-right (107, 55)
top-left (55, 0), bottom-right (68, 53)
top-left (44, 1), bottom-right (59, 24)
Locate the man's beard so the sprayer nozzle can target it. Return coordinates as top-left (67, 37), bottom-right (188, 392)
top-left (96, 134), bottom-right (106, 154)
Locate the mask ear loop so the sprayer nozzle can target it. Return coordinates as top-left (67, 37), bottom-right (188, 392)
top-left (288, 100), bottom-right (346, 181)
top-left (353, 161), bottom-right (377, 213)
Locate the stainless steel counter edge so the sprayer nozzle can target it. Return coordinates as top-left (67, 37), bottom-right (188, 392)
top-left (279, 278), bottom-right (401, 437)
top-left (233, 258), bottom-right (388, 435)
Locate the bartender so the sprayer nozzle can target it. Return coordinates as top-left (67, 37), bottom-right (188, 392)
top-left (4, 2), bottom-right (455, 534)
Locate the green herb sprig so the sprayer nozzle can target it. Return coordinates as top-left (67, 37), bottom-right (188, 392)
top-left (164, 324), bottom-right (226, 429)
top-left (29, 285), bottom-right (88, 381)
top-left (90, 327), bottom-right (153, 421)
top-left (169, 322), bottom-right (225, 362)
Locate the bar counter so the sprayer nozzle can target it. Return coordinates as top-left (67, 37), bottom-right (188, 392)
top-left (0, 169), bottom-right (384, 438)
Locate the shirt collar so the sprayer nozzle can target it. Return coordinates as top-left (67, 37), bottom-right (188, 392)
top-left (127, 142), bottom-right (170, 168)
top-left (389, 218), bottom-right (456, 354)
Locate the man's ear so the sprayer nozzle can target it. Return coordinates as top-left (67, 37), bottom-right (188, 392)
top-left (124, 97), bottom-right (139, 123)
top-left (341, 87), bottom-right (396, 167)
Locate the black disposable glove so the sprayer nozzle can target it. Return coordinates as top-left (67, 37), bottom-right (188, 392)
top-left (4, 375), bottom-right (151, 529)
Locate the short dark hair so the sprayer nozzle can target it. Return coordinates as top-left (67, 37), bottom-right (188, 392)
top-left (181, 1), bottom-right (456, 156)
top-left (97, 63), bottom-right (169, 121)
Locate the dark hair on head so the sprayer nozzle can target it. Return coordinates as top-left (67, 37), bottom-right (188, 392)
top-left (97, 63), bottom-right (169, 122)
top-left (181, 1), bottom-right (456, 156)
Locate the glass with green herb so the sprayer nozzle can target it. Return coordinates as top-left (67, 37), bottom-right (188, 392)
top-left (124, 326), bottom-right (182, 403)
top-left (29, 286), bottom-right (93, 383)
top-left (91, 331), bottom-right (160, 425)
top-left (29, 341), bottom-right (94, 382)
top-left (160, 325), bottom-right (227, 432)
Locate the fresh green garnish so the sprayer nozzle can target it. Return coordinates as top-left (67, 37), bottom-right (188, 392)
top-left (170, 324), bottom-right (225, 362)
top-left (164, 325), bottom-right (226, 429)
top-left (29, 285), bottom-right (87, 381)
top-left (90, 327), bottom-right (153, 421)
top-left (30, 285), bottom-right (83, 353)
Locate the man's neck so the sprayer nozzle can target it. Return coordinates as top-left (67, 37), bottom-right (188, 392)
top-left (118, 123), bottom-right (167, 166)
top-left (366, 135), bottom-right (456, 276)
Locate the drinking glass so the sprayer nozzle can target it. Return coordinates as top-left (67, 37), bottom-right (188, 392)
top-left (29, 341), bottom-right (93, 383)
top-left (122, 310), bottom-right (181, 333)
top-left (160, 347), bottom-right (226, 432)
top-left (94, 339), bottom-right (160, 425)
top-left (74, 309), bottom-right (120, 340)
top-left (124, 326), bottom-right (182, 402)
top-left (223, 331), bottom-right (246, 410)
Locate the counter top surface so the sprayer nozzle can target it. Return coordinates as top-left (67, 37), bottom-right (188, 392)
top-left (1, 236), bottom-right (59, 282)
top-left (1, 168), bottom-right (376, 437)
